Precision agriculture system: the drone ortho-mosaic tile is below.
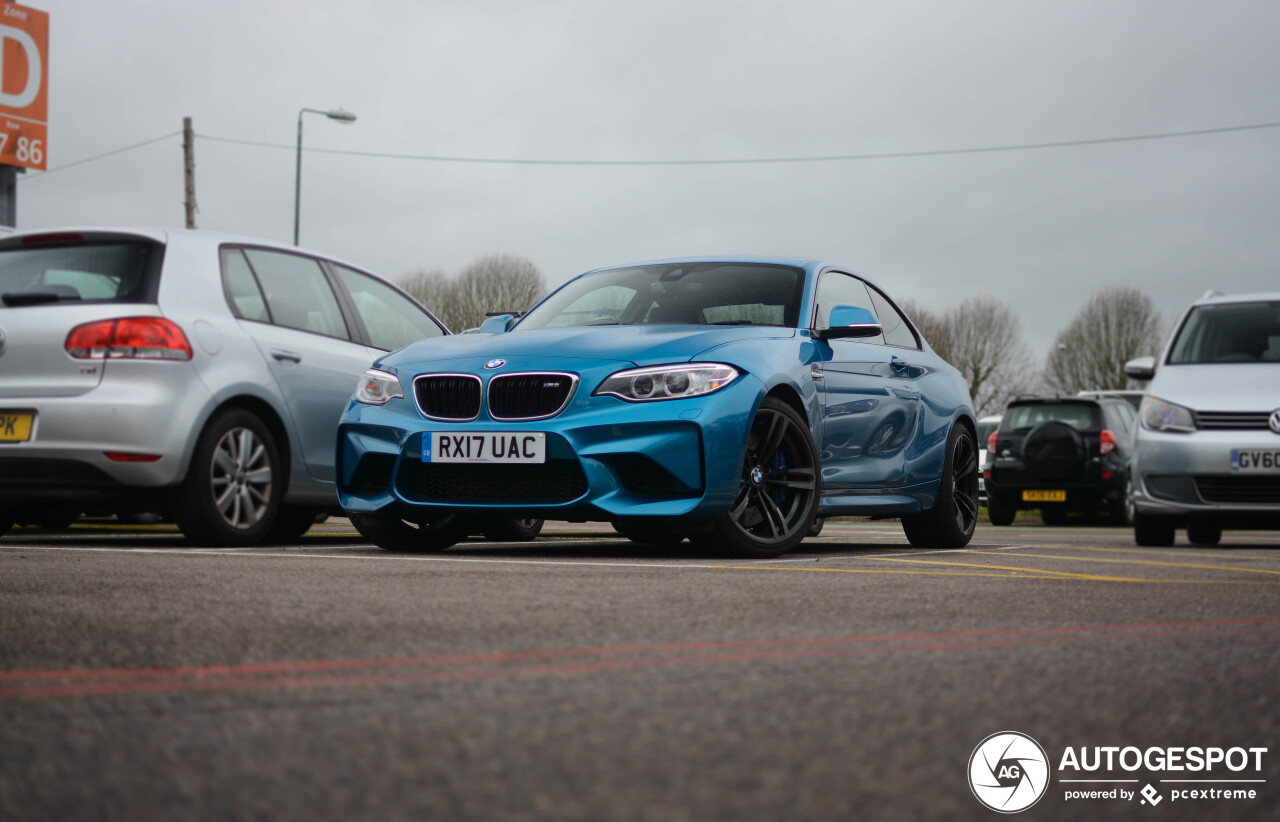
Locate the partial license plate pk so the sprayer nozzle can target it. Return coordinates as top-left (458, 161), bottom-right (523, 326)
top-left (0, 412), bottom-right (34, 442)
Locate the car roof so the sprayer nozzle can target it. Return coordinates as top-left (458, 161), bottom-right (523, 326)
top-left (1193, 290), bottom-right (1280, 306)
top-left (0, 226), bottom-right (373, 275)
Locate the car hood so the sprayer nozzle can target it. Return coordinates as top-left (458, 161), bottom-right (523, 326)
top-left (1149, 363), bottom-right (1280, 412)
top-left (381, 324), bottom-right (795, 370)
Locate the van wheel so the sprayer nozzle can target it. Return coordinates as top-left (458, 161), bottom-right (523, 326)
top-left (171, 408), bottom-right (283, 547)
top-left (1186, 522), bottom-right (1222, 546)
top-left (1133, 512), bottom-right (1175, 547)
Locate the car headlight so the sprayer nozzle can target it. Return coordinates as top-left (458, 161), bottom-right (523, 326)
top-left (1139, 396), bottom-right (1195, 433)
top-left (355, 369), bottom-right (404, 405)
top-left (594, 363), bottom-right (740, 402)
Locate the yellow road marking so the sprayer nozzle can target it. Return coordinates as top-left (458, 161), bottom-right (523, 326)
top-left (712, 562), bottom-right (1280, 585)
top-left (962, 550), bottom-right (1280, 577)
top-left (1025, 544), bottom-right (1280, 562)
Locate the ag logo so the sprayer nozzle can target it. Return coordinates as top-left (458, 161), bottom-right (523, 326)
top-left (968, 731), bottom-right (1050, 813)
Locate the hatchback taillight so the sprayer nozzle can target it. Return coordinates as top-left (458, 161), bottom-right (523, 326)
top-left (1099, 429), bottom-right (1117, 455)
top-left (65, 317), bottom-right (192, 360)
top-left (987, 430), bottom-right (999, 455)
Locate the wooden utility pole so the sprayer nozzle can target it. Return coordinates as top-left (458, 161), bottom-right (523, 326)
top-left (182, 117), bottom-right (196, 228)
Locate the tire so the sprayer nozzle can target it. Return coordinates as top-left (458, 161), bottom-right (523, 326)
top-left (611, 517), bottom-right (688, 546)
top-left (349, 511), bottom-right (470, 552)
top-left (703, 397), bottom-right (820, 558)
top-left (1186, 522), bottom-right (1222, 546)
top-left (1133, 512), bottom-right (1175, 547)
top-left (902, 424), bottom-right (979, 548)
top-left (171, 409), bottom-right (284, 547)
top-left (264, 505), bottom-right (323, 543)
top-left (0, 507), bottom-right (13, 537)
top-left (483, 518), bottom-right (545, 542)
top-left (807, 517), bottom-right (825, 538)
top-left (986, 493), bottom-right (1016, 526)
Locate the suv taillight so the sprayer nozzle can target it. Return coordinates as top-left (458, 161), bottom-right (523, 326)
top-left (987, 430), bottom-right (999, 454)
top-left (1099, 429), bottom-right (1116, 455)
top-left (65, 317), bottom-right (192, 361)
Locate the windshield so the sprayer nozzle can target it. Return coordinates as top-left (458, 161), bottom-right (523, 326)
top-left (517, 263), bottom-right (806, 330)
top-left (0, 241), bottom-right (163, 306)
top-left (1167, 300), bottom-right (1280, 364)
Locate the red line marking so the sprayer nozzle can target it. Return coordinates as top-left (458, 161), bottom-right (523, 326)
top-left (2, 616), bottom-right (1276, 701)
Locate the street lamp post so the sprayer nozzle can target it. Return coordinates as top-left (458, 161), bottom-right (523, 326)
top-left (294, 107), bottom-right (357, 245)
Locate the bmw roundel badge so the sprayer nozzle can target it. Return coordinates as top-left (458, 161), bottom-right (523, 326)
top-left (484, 359), bottom-right (506, 370)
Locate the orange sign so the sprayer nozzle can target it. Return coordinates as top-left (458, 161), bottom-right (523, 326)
top-left (0, 2), bottom-right (47, 170)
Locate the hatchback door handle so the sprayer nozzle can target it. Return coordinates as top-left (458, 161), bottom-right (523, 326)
top-left (271, 349), bottom-right (302, 364)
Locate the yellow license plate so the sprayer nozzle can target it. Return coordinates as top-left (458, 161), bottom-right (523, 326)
top-left (0, 412), bottom-right (34, 442)
top-left (1023, 489), bottom-right (1066, 502)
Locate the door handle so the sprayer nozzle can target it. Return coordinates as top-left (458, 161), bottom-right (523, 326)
top-left (271, 349), bottom-right (302, 364)
top-left (890, 356), bottom-right (909, 372)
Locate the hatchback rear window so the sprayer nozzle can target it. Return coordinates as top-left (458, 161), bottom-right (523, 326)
top-left (1001, 402), bottom-right (1100, 432)
top-left (0, 241), bottom-right (163, 306)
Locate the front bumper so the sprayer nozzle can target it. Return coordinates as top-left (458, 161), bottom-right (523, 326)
top-left (1131, 428), bottom-right (1280, 522)
top-left (337, 368), bottom-right (765, 521)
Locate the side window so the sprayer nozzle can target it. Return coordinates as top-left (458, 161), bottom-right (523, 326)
top-left (814, 271), bottom-right (884, 345)
top-left (332, 264), bottom-right (446, 351)
top-left (242, 249), bottom-right (350, 340)
top-left (221, 248), bottom-right (270, 322)
top-left (867, 286), bottom-right (921, 350)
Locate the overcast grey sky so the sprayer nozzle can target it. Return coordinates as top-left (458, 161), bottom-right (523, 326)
top-left (15, 0), bottom-right (1280, 358)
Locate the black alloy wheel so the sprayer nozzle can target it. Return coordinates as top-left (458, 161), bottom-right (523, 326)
top-left (902, 424), bottom-right (979, 548)
top-left (706, 396), bottom-right (820, 558)
top-left (171, 408), bottom-right (284, 547)
top-left (349, 510), bottom-right (472, 552)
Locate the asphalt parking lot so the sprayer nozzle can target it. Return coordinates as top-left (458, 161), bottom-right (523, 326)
top-left (1, 519), bottom-right (1277, 822)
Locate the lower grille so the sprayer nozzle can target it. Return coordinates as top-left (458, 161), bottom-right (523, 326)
top-left (1195, 475), bottom-right (1280, 504)
top-left (347, 453), bottom-right (396, 494)
top-left (397, 460), bottom-right (588, 504)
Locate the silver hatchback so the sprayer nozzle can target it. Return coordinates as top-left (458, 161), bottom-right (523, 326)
top-left (1125, 291), bottom-right (1280, 546)
top-left (0, 228), bottom-right (448, 544)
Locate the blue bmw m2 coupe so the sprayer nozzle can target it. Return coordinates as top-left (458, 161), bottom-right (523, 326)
top-left (336, 257), bottom-right (978, 557)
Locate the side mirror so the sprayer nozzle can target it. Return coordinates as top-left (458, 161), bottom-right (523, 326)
top-left (1124, 356), bottom-right (1156, 381)
top-left (477, 313), bottom-right (515, 334)
top-left (817, 305), bottom-right (883, 340)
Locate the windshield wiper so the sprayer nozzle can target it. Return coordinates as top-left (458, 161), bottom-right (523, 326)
top-left (2, 292), bottom-right (81, 307)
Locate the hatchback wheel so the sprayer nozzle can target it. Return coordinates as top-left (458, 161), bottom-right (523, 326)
top-left (707, 397), bottom-right (819, 558)
top-left (349, 511), bottom-right (471, 552)
top-left (483, 518), bottom-right (545, 542)
top-left (171, 408), bottom-right (282, 546)
top-left (902, 424), bottom-right (979, 548)
top-left (264, 505), bottom-right (324, 543)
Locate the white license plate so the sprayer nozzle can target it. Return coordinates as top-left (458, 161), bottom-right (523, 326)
top-left (1231, 449), bottom-right (1280, 473)
top-left (424, 432), bottom-right (546, 464)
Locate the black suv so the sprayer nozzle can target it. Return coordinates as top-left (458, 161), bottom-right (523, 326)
top-left (984, 396), bottom-right (1138, 526)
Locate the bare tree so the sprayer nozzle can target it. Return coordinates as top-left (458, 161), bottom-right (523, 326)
top-left (1043, 287), bottom-right (1164, 394)
top-left (900, 297), bottom-right (1036, 417)
top-left (401, 254), bottom-right (546, 333)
